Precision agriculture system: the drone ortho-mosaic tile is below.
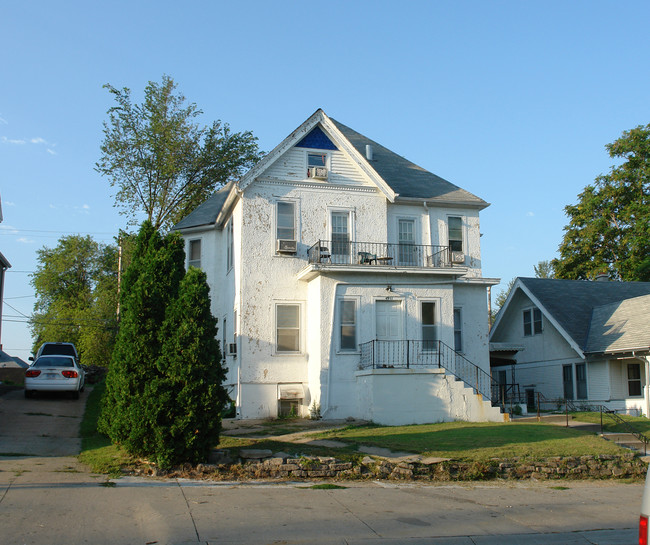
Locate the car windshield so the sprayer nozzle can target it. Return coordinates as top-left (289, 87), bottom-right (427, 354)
top-left (40, 344), bottom-right (76, 357)
top-left (33, 356), bottom-right (74, 368)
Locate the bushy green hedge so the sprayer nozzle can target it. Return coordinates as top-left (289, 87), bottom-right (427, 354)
top-left (99, 221), bottom-right (228, 468)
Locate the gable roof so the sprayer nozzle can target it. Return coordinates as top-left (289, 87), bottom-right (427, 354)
top-left (330, 119), bottom-right (488, 207)
top-left (174, 109), bottom-right (489, 231)
top-left (585, 293), bottom-right (650, 355)
top-left (491, 277), bottom-right (650, 357)
top-left (172, 182), bottom-right (234, 231)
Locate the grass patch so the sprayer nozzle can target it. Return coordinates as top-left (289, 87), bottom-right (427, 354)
top-left (315, 421), bottom-right (629, 461)
top-left (571, 412), bottom-right (650, 434)
top-left (303, 484), bottom-right (347, 489)
top-left (77, 381), bottom-right (136, 476)
top-left (551, 486), bottom-right (570, 490)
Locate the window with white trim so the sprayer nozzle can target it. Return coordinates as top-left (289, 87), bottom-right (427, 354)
top-left (398, 218), bottom-right (416, 265)
top-left (339, 299), bottom-right (357, 351)
top-left (628, 363), bottom-right (642, 397)
top-left (188, 239), bottom-right (201, 269)
top-left (276, 304), bottom-right (300, 353)
top-left (523, 307), bottom-right (542, 336)
top-left (226, 220), bottom-right (234, 271)
top-left (277, 201), bottom-right (296, 242)
top-left (421, 301), bottom-right (436, 350)
top-left (307, 152), bottom-right (328, 178)
top-left (448, 216), bottom-right (463, 252)
top-left (453, 308), bottom-right (463, 352)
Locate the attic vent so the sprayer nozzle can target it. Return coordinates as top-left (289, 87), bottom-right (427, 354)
top-left (365, 144), bottom-right (373, 160)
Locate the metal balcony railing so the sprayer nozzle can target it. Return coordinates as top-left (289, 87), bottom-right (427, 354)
top-left (307, 240), bottom-right (453, 268)
top-left (358, 339), bottom-right (500, 405)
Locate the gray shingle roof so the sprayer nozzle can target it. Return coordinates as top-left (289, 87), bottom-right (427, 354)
top-left (330, 119), bottom-right (488, 207)
top-left (585, 294), bottom-right (650, 354)
top-left (519, 278), bottom-right (650, 351)
top-left (172, 183), bottom-right (232, 231)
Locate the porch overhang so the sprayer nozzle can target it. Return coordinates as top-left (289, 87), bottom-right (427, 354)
top-left (297, 263), bottom-right (468, 282)
top-left (489, 342), bottom-right (524, 367)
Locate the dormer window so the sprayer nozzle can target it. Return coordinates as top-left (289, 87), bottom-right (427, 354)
top-left (307, 152), bottom-right (328, 180)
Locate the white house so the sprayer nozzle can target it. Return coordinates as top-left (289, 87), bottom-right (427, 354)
top-left (489, 277), bottom-right (650, 416)
top-left (174, 109), bottom-right (503, 425)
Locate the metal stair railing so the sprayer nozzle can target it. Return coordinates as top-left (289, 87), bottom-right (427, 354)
top-left (358, 339), bottom-right (502, 408)
top-left (534, 393), bottom-right (649, 455)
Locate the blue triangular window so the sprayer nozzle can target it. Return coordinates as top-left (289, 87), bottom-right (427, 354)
top-left (296, 126), bottom-right (337, 150)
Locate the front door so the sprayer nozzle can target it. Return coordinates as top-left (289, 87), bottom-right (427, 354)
top-left (563, 364), bottom-right (574, 400)
top-left (375, 300), bottom-right (403, 366)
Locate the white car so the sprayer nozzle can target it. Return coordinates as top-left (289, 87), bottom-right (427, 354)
top-left (24, 355), bottom-right (85, 399)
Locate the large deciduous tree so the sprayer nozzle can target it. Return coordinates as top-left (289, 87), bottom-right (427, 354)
top-left (553, 124), bottom-right (650, 281)
top-left (96, 75), bottom-right (263, 232)
top-left (30, 235), bottom-right (118, 367)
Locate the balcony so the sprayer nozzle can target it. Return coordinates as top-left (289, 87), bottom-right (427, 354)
top-left (307, 240), bottom-right (458, 269)
top-left (359, 339), bottom-right (499, 405)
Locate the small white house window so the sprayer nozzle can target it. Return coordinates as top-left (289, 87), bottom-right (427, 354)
top-left (188, 239), bottom-right (201, 269)
top-left (453, 308), bottom-right (463, 352)
top-left (448, 216), bottom-right (463, 252)
top-left (421, 301), bottom-right (436, 350)
top-left (226, 220), bottom-right (234, 271)
top-left (307, 152), bottom-right (328, 179)
top-left (628, 363), bottom-right (642, 397)
top-left (277, 202), bottom-right (296, 241)
top-left (276, 304), bottom-right (300, 353)
top-left (523, 308), bottom-right (542, 336)
top-left (339, 299), bottom-right (357, 351)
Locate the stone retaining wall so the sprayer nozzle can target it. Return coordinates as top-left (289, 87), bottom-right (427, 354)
top-left (136, 451), bottom-right (648, 481)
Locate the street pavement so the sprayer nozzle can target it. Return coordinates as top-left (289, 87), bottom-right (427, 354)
top-left (0, 388), bottom-right (643, 544)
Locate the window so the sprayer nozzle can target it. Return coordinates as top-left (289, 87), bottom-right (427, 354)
top-left (307, 152), bottom-right (328, 178)
top-left (339, 299), bottom-right (357, 351)
top-left (331, 211), bottom-right (350, 263)
top-left (398, 218), bottom-right (416, 265)
top-left (277, 201), bottom-right (296, 241)
top-left (188, 239), bottom-right (201, 269)
top-left (276, 304), bottom-right (300, 353)
top-left (628, 363), bottom-right (642, 397)
top-left (576, 363), bottom-right (587, 399)
top-left (226, 220), bottom-right (234, 271)
top-left (453, 308), bottom-right (463, 352)
top-left (448, 216), bottom-right (463, 252)
top-left (523, 308), bottom-right (542, 336)
top-left (421, 302), bottom-right (436, 350)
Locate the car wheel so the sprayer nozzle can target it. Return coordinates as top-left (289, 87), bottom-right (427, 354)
top-left (72, 390), bottom-right (80, 400)
top-left (24, 389), bottom-right (31, 398)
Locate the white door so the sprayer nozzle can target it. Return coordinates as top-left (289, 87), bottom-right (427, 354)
top-left (375, 300), bottom-right (403, 366)
top-left (331, 211), bottom-right (350, 264)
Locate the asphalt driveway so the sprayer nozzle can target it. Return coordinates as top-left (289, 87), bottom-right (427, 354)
top-left (0, 387), bottom-right (90, 456)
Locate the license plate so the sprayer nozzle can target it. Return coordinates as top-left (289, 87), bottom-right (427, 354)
top-left (45, 373), bottom-right (57, 379)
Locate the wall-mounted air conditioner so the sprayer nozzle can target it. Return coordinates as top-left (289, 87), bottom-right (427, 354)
top-left (308, 166), bottom-right (328, 180)
top-left (451, 252), bottom-right (465, 264)
top-left (276, 239), bottom-right (297, 254)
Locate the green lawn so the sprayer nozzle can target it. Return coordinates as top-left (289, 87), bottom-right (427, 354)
top-left (570, 411), bottom-right (650, 435)
top-left (77, 381), bottom-right (137, 476)
top-left (312, 421), bottom-right (629, 461)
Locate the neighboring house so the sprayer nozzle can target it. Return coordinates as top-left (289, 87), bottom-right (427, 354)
top-left (489, 277), bottom-right (650, 416)
top-left (0, 350), bottom-right (28, 369)
top-left (174, 109), bottom-right (502, 425)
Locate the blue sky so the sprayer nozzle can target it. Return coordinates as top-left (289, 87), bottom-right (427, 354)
top-left (2, 1), bottom-right (649, 361)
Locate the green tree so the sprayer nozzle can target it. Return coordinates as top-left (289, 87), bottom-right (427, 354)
top-left (96, 75), bottom-right (263, 232)
top-left (99, 222), bottom-right (185, 449)
top-left (30, 235), bottom-right (118, 366)
top-left (146, 267), bottom-right (227, 467)
top-left (533, 260), bottom-right (555, 279)
top-left (553, 123), bottom-right (650, 280)
top-left (100, 221), bottom-right (226, 467)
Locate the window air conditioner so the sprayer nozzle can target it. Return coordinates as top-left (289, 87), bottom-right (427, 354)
top-left (451, 251), bottom-right (465, 264)
top-left (228, 343), bottom-right (237, 356)
top-left (276, 239), bottom-right (297, 254)
top-left (308, 166), bottom-right (328, 180)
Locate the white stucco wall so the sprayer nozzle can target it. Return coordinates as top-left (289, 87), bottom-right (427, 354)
top-left (356, 368), bottom-right (505, 425)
